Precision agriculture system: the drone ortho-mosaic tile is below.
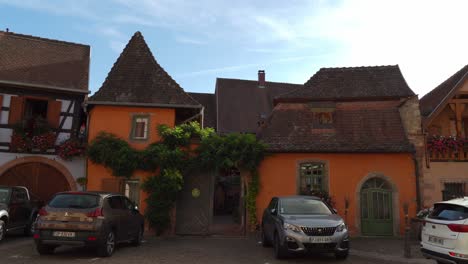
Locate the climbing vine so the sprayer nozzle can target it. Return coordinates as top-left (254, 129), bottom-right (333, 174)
top-left (87, 122), bottom-right (267, 234)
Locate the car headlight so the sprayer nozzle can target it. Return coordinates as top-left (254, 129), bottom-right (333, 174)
top-left (283, 223), bottom-right (302, 233)
top-left (336, 223), bottom-right (347, 232)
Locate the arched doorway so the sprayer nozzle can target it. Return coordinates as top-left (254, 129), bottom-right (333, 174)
top-left (0, 161), bottom-right (72, 202)
top-left (360, 177), bottom-right (393, 236)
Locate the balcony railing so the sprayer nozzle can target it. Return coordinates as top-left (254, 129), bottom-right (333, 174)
top-left (427, 135), bottom-right (468, 161)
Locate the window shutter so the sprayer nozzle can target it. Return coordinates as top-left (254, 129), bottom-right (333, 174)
top-left (0, 95), bottom-right (3, 123)
top-left (8, 96), bottom-right (25, 125)
top-left (47, 100), bottom-right (62, 129)
top-left (101, 178), bottom-right (123, 193)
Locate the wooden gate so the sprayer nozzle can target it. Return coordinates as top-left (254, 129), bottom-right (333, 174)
top-left (0, 162), bottom-right (71, 202)
top-left (175, 171), bottom-right (214, 235)
top-left (360, 178), bottom-right (393, 236)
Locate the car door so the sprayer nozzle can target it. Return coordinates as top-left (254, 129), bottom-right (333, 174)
top-left (107, 196), bottom-right (127, 241)
top-left (8, 188), bottom-right (29, 228)
top-left (122, 197), bottom-right (139, 238)
top-left (263, 197), bottom-right (278, 241)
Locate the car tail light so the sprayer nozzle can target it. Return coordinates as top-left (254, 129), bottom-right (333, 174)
top-left (87, 236), bottom-right (97, 241)
top-left (38, 207), bottom-right (48, 216)
top-left (447, 224), bottom-right (468, 233)
top-left (422, 220), bottom-right (426, 227)
top-left (33, 233), bottom-right (40, 239)
top-left (86, 208), bottom-right (104, 218)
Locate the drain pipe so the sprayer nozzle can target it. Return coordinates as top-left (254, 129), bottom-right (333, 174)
top-left (412, 149), bottom-right (422, 210)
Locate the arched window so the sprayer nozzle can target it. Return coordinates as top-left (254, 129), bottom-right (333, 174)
top-left (299, 162), bottom-right (326, 195)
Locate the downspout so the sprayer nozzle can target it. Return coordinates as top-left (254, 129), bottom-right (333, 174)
top-left (83, 102), bottom-right (91, 191)
top-left (412, 150), bottom-right (422, 210)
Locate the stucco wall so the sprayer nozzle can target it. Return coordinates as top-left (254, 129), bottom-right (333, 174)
top-left (86, 105), bottom-right (176, 214)
top-left (257, 153), bottom-right (417, 236)
top-left (422, 162), bottom-right (468, 207)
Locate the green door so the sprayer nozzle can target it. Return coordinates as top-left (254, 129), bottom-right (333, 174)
top-left (360, 178), bottom-right (393, 236)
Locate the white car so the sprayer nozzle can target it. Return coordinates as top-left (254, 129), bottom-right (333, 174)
top-left (421, 198), bottom-right (468, 264)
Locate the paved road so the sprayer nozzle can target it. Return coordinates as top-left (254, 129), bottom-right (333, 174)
top-left (0, 234), bottom-right (434, 264)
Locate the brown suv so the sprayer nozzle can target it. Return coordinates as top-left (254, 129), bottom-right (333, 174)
top-left (34, 191), bottom-right (144, 257)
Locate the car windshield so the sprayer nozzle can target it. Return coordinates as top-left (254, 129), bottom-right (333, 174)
top-left (0, 188), bottom-right (10, 204)
top-left (49, 194), bottom-right (100, 209)
top-left (429, 203), bottom-right (468, 221)
top-left (280, 198), bottom-right (332, 215)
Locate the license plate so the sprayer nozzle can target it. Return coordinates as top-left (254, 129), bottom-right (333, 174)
top-left (309, 237), bottom-right (332, 243)
top-left (52, 231), bottom-right (75, 238)
top-left (428, 235), bottom-right (444, 245)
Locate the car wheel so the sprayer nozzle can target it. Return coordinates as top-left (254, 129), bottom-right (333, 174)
top-left (97, 230), bottom-right (116, 257)
top-left (274, 232), bottom-right (287, 259)
top-left (335, 250), bottom-right (349, 260)
top-left (261, 228), bottom-right (271, 247)
top-left (0, 220), bottom-right (5, 242)
top-left (36, 243), bottom-right (56, 255)
top-left (131, 226), bottom-right (143, 247)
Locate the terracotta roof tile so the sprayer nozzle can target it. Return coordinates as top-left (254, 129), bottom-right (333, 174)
top-left (258, 100), bottom-right (413, 153)
top-left (90, 32), bottom-right (199, 106)
top-left (280, 65), bottom-right (414, 100)
top-left (0, 30), bottom-right (89, 91)
top-left (216, 78), bottom-right (302, 133)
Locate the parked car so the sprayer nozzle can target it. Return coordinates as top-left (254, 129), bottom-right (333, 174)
top-left (421, 198), bottom-right (468, 264)
top-left (0, 186), bottom-right (43, 242)
top-left (34, 191), bottom-right (144, 257)
top-left (261, 195), bottom-right (349, 259)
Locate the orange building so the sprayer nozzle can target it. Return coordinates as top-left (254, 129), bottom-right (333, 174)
top-left (255, 66), bottom-right (421, 236)
top-left (85, 32), bottom-right (202, 218)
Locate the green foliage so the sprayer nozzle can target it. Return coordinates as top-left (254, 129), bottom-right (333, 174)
top-left (142, 169), bottom-right (183, 234)
top-left (195, 133), bottom-right (267, 171)
top-left (246, 170), bottom-right (260, 227)
top-left (87, 132), bottom-right (140, 178)
top-left (87, 121), bottom-right (266, 234)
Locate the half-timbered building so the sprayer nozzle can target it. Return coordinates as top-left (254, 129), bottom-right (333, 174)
top-left (0, 30), bottom-right (90, 201)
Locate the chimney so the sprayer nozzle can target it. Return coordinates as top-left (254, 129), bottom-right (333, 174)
top-left (258, 70), bottom-right (265, 88)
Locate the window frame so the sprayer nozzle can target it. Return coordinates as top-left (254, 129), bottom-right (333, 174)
top-left (130, 114), bottom-right (150, 141)
top-left (297, 161), bottom-right (328, 195)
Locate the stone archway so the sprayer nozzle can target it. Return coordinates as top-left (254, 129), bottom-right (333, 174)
top-left (0, 156), bottom-right (77, 202)
top-left (355, 173), bottom-right (400, 236)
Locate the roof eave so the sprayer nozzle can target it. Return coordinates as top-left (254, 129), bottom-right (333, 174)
top-left (0, 79), bottom-right (89, 94)
top-left (86, 100), bottom-right (202, 109)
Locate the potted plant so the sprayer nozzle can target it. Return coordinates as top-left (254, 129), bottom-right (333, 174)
top-left (56, 138), bottom-right (86, 161)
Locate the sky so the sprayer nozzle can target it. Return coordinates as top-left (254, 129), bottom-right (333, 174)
top-left (0, 0), bottom-right (467, 96)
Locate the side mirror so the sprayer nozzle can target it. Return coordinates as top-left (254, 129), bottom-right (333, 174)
top-left (270, 208), bottom-right (277, 215)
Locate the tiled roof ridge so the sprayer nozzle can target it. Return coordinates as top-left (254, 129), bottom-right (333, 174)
top-left (0, 30), bottom-right (89, 48)
top-left (318, 64), bottom-right (398, 72)
top-left (216, 77), bottom-right (302, 86)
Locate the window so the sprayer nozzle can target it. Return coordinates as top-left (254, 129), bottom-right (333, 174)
top-left (429, 203), bottom-right (468, 221)
top-left (49, 194), bottom-right (100, 209)
top-left (280, 198), bottom-right (332, 215)
top-left (11, 188), bottom-right (28, 203)
top-left (299, 162), bottom-right (326, 195)
top-left (124, 180), bottom-right (140, 206)
top-left (443, 182), bottom-right (465, 201)
top-left (107, 196), bottom-right (125, 210)
top-left (131, 116), bottom-right (149, 140)
top-left (122, 197), bottom-right (135, 210)
top-left (268, 198), bottom-right (278, 211)
top-left (24, 99), bottom-right (48, 121)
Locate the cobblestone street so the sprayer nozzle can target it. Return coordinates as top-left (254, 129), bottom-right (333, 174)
top-left (0, 233), bottom-right (434, 264)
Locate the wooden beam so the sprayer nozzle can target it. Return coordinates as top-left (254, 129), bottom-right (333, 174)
top-left (449, 99), bottom-right (468, 104)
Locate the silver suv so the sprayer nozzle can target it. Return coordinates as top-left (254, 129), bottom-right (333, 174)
top-left (261, 196), bottom-right (349, 259)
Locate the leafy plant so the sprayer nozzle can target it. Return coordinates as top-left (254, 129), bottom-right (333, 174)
top-left (56, 138), bottom-right (86, 161)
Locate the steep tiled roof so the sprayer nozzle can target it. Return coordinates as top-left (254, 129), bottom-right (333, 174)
top-left (216, 78), bottom-right (302, 133)
top-left (258, 100), bottom-right (413, 153)
top-left (420, 65), bottom-right (468, 117)
top-left (0, 30), bottom-right (90, 91)
top-left (90, 32), bottom-right (200, 107)
top-left (188, 92), bottom-right (217, 128)
top-left (279, 65), bottom-right (414, 100)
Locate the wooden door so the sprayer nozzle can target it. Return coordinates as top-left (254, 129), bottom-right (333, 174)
top-left (175, 171), bottom-right (214, 235)
top-left (360, 178), bottom-right (393, 236)
top-left (0, 162), bottom-right (71, 202)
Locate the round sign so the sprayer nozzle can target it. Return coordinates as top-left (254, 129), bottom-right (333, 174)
top-left (192, 188), bottom-right (200, 198)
